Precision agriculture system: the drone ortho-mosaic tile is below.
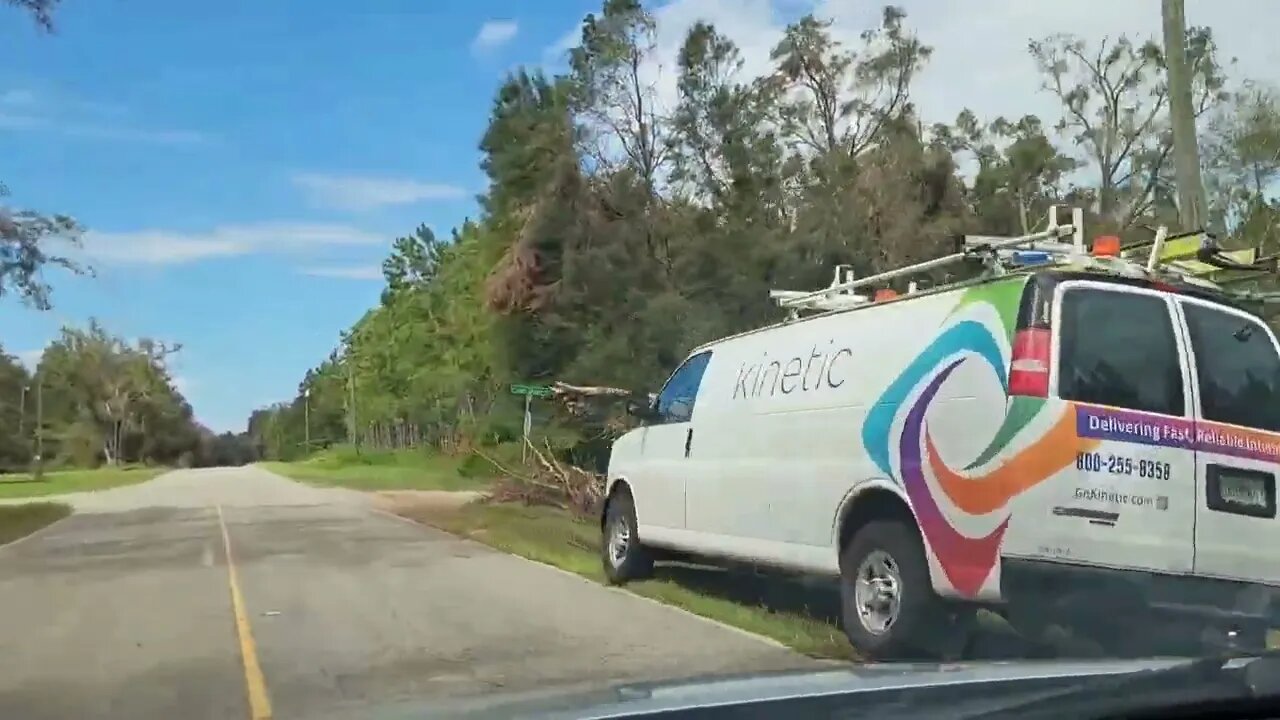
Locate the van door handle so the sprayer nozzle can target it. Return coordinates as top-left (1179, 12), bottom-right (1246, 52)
top-left (684, 428), bottom-right (693, 458)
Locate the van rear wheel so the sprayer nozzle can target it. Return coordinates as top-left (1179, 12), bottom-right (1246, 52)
top-left (840, 520), bottom-right (951, 660)
top-left (602, 491), bottom-right (653, 585)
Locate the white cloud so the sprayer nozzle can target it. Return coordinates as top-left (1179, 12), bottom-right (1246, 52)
top-left (0, 86), bottom-right (207, 145)
top-left (171, 375), bottom-right (194, 395)
top-left (544, 0), bottom-right (1280, 144)
top-left (297, 265), bottom-right (384, 280)
top-left (291, 173), bottom-right (468, 212)
top-left (473, 19), bottom-right (520, 54)
top-left (83, 222), bottom-right (385, 265)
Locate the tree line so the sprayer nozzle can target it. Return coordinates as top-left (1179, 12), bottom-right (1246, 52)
top-left (245, 2), bottom-right (1280, 467)
top-left (0, 323), bottom-right (256, 472)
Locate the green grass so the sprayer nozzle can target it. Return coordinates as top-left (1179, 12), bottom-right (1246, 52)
top-left (262, 446), bottom-right (497, 492)
top-left (0, 502), bottom-right (72, 544)
top-left (0, 467), bottom-right (164, 499)
top-left (401, 501), bottom-right (856, 660)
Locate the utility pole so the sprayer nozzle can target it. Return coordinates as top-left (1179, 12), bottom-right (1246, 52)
top-left (18, 385), bottom-right (26, 437)
top-left (346, 366), bottom-right (359, 452)
top-left (303, 387), bottom-right (311, 451)
top-left (1162, 0), bottom-right (1210, 232)
top-left (33, 376), bottom-right (43, 481)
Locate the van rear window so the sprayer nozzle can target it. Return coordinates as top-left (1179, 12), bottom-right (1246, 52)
top-left (1182, 303), bottom-right (1280, 432)
top-left (1057, 288), bottom-right (1184, 416)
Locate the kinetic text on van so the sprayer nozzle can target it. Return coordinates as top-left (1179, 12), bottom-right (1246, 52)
top-left (732, 340), bottom-right (853, 400)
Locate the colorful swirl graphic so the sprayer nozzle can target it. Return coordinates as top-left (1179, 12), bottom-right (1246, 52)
top-left (900, 360), bottom-right (1008, 596)
top-left (861, 280), bottom-right (1095, 597)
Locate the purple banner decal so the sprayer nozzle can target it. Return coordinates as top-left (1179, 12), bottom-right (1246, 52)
top-left (1075, 405), bottom-right (1195, 449)
top-left (1075, 404), bottom-right (1280, 464)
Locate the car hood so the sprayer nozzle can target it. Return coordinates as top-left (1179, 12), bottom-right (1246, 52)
top-left (370, 657), bottom-right (1196, 720)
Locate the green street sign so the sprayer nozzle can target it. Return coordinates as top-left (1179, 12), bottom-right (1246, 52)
top-left (510, 384), bottom-right (554, 398)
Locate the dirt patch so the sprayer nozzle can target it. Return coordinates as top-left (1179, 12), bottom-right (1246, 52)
top-left (370, 490), bottom-right (487, 516)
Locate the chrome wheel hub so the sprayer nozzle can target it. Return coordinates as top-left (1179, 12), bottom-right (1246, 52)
top-left (608, 516), bottom-right (631, 567)
top-left (854, 550), bottom-right (902, 635)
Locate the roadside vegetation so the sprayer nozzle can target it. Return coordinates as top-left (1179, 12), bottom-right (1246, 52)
top-left (0, 502), bottom-right (71, 545)
top-left (263, 446), bottom-right (504, 492)
top-left (0, 466), bottom-right (163, 499)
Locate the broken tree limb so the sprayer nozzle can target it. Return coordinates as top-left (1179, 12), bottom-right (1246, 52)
top-left (550, 381), bottom-right (633, 398)
top-left (472, 448), bottom-right (532, 483)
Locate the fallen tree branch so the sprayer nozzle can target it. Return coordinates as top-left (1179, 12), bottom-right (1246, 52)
top-left (472, 447), bottom-right (530, 482)
top-left (551, 381), bottom-right (633, 398)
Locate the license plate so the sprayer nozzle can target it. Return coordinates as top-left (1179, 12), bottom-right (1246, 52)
top-left (1218, 473), bottom-right (1269, 509)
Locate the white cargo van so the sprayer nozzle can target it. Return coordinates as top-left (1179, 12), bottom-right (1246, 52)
top-left (599, 218), bottom-right (1280, 659)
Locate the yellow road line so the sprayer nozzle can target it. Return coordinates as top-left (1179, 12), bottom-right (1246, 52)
top-left (217, 504), bottom-right (273, 720)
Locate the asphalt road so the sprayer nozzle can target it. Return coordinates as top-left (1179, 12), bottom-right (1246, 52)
top-left (0, 467), bottom-right (819, 720)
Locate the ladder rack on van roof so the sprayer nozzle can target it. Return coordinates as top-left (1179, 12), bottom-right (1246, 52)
top-left (769, 206), bottom-right (1280, 319)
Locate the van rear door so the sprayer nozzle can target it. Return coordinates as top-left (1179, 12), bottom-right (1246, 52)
top-left (1047, 280), bottom-right (1196, 574)
top-left (1175, 297), bottom-right (1280, 585)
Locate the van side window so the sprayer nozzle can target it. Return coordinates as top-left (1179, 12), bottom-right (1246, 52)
top-left (655, 351), bottom-right (712, 424)
top-left (1058, 289), bottom-right (1184, 416)
top-left (1182, 303), bottom-right (1280, 432)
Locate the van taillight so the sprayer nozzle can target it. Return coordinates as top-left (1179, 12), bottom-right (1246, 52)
top-left (1008, 327), bottom-right (1051, 397)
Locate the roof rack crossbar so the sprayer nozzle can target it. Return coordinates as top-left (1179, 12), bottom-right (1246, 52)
top-left (774, 224), bottom-right (1077, 311)
top-left (770, 205), bottom-right (1280, 317)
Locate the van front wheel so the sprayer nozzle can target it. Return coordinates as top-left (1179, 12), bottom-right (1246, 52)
top-left (840, 520), bottom-right (945, 660)
top-left (602, 491), bottom-right (653, 585)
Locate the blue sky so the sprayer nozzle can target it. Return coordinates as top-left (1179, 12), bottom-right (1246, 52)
top-left (0, 0), bottom-right (600, 432)
top-left (1, 0), bottom-right (1274, 433)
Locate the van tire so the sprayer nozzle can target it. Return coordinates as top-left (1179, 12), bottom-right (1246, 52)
top-left (602, 491), bottom-right (653, 585)
top-left (839, 520), bottom-right (943, 660)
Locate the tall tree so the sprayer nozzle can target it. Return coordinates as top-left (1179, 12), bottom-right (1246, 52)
top-left (1029, 28), bottom-right (1228, 230)
top-left (1203, 82), bottom-right (1280, 248)
top-left (381, 223), bottom-right (441, 301)
top-left (568, 0), bottom-right (668, 191)
top-left (768, 7), bottom-right (931, 158)
top-left (35, 323), bottom-right (196, 467)
top-left (936, 111), bottom-right (1081, 235)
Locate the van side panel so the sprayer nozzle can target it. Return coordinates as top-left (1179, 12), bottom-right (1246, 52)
top-left (689, 276), bottom-right (1065, 600)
